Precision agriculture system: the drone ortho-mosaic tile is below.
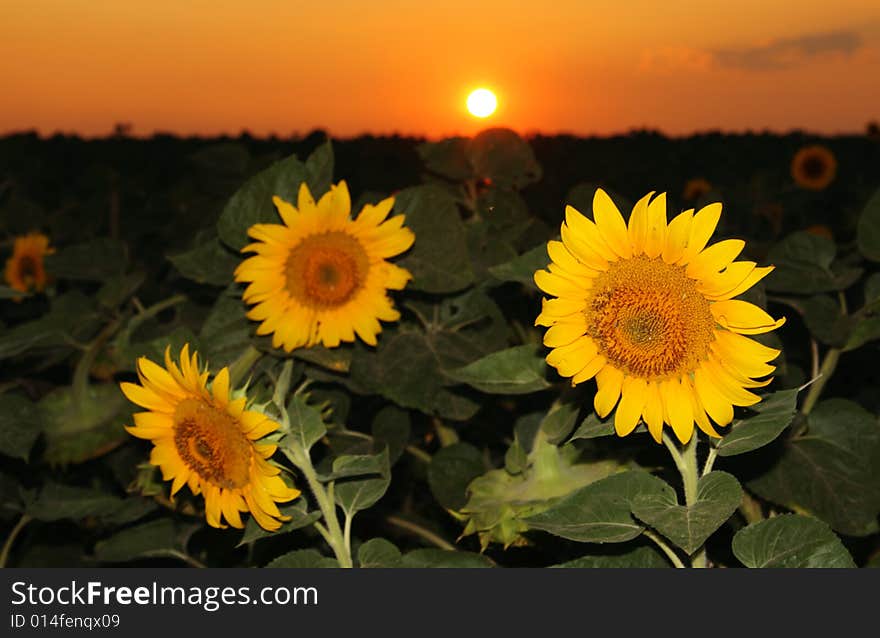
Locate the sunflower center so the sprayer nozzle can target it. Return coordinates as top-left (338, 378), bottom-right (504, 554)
top-left (172, 398), bottom-right (252, 489)
top-left (285, 231), bottom-right (369, 308)
top-left (17, 255), bottom-right (38, 286)
top-left (801, 155), bottom-right (827, 180)
top-left (585, 256), bottom-right (714, 380)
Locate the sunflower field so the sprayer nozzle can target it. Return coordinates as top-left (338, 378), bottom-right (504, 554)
top-left (1, 128), bottom-right (880, 569)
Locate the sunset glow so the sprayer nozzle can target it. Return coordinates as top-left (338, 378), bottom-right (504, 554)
top-left (467, 89), bottom-right (498, 118)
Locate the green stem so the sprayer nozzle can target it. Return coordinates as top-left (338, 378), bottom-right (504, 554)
top-left (643, 529), bottom-right (685, 569)
top-left (285, 444), bottom-right (353, 568)
top-left (1, 514), bottom-right (32, 568)
top-left (662, 434), bottom-right (707, 568)
top-left (800, 348), bottom-right (841, 416)
top-left (386, 515), bottom-right (456, 551)
top-left (72, 319), bottom-right (120, 407)
top-left (228, 345), bottom-right (263, 388)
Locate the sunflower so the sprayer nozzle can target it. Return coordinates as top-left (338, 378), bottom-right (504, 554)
top-left (791, 145), bottom-right (836, 190)
top-left (4, 232), bottom-right (54, 295)
top-left (682, 178), bottom-right (712, 201)
top-left (121, 345), bottom-right (300, 530)
top-left (534, 189), bottom-right (785, 444)
top-left (235, 181), bottom-right (414, 352)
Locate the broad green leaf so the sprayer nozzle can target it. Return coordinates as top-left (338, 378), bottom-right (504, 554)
top-left (428, 443), bottom-right (485, 510)
top-left (237, 500), bottom-right (322, 546)
top-left (551, 544), bottom-right (670, 568)
top-left (0, 292), bottom-right (100, 360)
top-left (293, 345), bottom-right (351, 373)
top-left (304, 139), bottom-right (335, 198)
top-left (41, 383), bottom-right (129, 465)
top-left (0, 393), bottom-right (42, 461)
top-left (765, 231), bottom-right (862, 293)
top-left (266, 549), bottom-right (339, 568)
top-left (45, 238), bottom-right (128, 281)
top-left (26, 483), bottom-right (125, 522)
top-left (400, 548), bottom-right (494, 568)
top-left (539, 400), bottom-right (581, 444)
top-left (417, 138), bottom-right (474, 181)
top-left (333, 449), bottom-right (391, 517)
top-left (322, 452), bottom-right (386, 482)
top-left (217, 152), bottom-right (307, 250)
top-left (732, 514), bottom-right (855, 568)
top-left (570, 413), bottom-right (615, 440)
top-left (478, 189), bottom-right (533, 243)
top-left (168, 232), bottom-right (238, 286)
top-left (632, 471), bottom-right (743, 554)
top-left (865, 272), bottom-right (880, 308)
top-left (488, 243), bottom-right (548, 289)
top-left (716, 388), bottom-right (800, 456)
top-left (284, 395), bottom-right (327, 454)
top-left (371, 405), bottom-right (411, 464)
top-left (94, 519), bottom-right (192, 563)
top-left (199, 287), bottom-right (252, 367)
top-left (843, 315), bottom-right (880, 352)
top-left (524, 471), bottom-right (667, 543)
top-left (466, 128), bottom-right (542, 189)
top-left (857, 188), bottom-right (880, 262)
top-left (395, 185), bottom-right (474, 293)
top-left (801, 295), bottom-right (854, 347)
top-left (96, 272), bottom-right (145, 309)
top-left (357, 538), bottom-right (403, 568)
top-left (748, 399), bottom-right (880, 536)
top-left (446, 345), bottom-right (550, 395)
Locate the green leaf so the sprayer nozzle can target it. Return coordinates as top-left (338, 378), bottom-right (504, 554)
top-left (304, 139), bottom-right (334, 198)
top-left (632, 471), bottom-right (743, 554)
top-left (748, 399), bottom-right (880, 536)
top-left (0, 393), bottom-right (42, 461)
top-left (266, 549), bottom-right (339, 568)
top-left (94, 519), bottom-right (192, 563)
top-left (400, 548), bottom-right (494, 568)
top-left (428, 443), bottom-right (485, 510)
top-left (322, 452), bottom-right (386, 482)
top-left (96, 272), bottom-right (145, 309)
top-left (237, 500), bottom-right (322, 546)
top-left (539, 400), bottom-right (581, 444)
top-left (488, 243), bottom-right (548, 289)
top-left (26, 483), bottom-right (124, 522)
top-left (45, 238), bottom-right (128, 281)
top-left (765, 231), bottom-right (862, 293)
top-left (168, 232), bottom-right (238, 286)
top-left (199, 287), bottom-right (252, 367)
top-left (446, 345), bottom-right (550, 395)
top-left (395, 185), bottom-right (474, 293)
top-left (552, 544), bottom-right (670, 568)
top-left (865, 272), bottom-right (880, 308)
top-left (857, 188), bottom-right (880, 261)
top-left (801, 295), bottom-right (854, 347)
top-left (466, 128), bottom-right (542, 189)
top-left (217, 152), bottom-right (307, 250)
top-left (333, 449), bottom-right (391, 517)
top-left (285, 395), bottom-right (327, 454)
top-left (716, 388), bottom-right (800, 457)
top-left (41, 384), bottom-right (129, 465)
top-left (371, 405), bottom-right (411, 465)
top-left (417, 138), bottom-right (474, 181)
top-left (357, 538), bottom-right (403, 568)
top-left (0, 292), bottom-right (100, 360)
top-left (524, 471), bottom-right (667, 543)
top-left (570, 413), bottom-right (615, 440)
top-left (843, 315), bottom-right (880, 352)
top-left (732, 514), bottom-right (855, 568)
top-left (293, 345), bottom-right (351, 373)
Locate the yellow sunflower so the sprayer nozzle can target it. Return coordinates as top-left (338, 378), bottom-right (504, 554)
top-left (682, 178), bottom-right (712, 202)
top-left (534, 189), bottom-right (785, 444)
top-left (4, 232), bottom-right (54, 295)
top-left (791, 145), bottom-right (836, 191)
top-left (121, 345), bottom-right (300, 531)
top-left (235, 181), bottom-right (414, 352)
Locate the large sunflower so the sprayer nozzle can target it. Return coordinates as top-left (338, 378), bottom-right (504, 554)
top-left (534, 189), bottom-right (785, 444)
top-left (121, 345), bottom-right (300, 531)
top-left (4, 232), bottom-right (53, 294)
top-left (235, 181), bottom-right (414, 352)
top-left (791, 144), bottom-right (836, 191)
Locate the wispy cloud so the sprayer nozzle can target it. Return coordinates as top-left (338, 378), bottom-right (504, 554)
top-left (712, 30), bottom-right (863, 70)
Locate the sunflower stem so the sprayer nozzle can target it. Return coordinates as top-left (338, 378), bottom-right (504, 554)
top-left (800, 347), bottom-right (840, 416)
top-left (72, 318), bottom-right (120, 408)
top-left (228, 345), bottom-right (263, 388)
top-left (0, 514), bottom-right (31, 568)
top-left (643, 529), bottom-right (685, 569)
top-left (663, 433), bottom-right (707, 568)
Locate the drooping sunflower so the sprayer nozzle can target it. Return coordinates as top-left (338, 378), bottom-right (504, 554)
top-left (791, 144), bottom-right (836, 190)
top-left (534, 189), bottom-right (785, 444)
top-left (121, 345), bottom-right (300, 531)
top-left (235, 181), bottom-right (414, 352)
top-left (682, 178), bottom-right (712, 201)
top-left (4, 232), bottom-right (54, 295)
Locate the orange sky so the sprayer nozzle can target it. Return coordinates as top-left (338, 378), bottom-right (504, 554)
top-left (2, 1), bottom-right (879, 138)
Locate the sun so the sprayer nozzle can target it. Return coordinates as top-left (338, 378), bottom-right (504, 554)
top-left (467, 88), bottom-right (497, 118)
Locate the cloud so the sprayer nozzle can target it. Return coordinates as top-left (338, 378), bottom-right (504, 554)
top-left (712, 30), bottom-right (863, 70)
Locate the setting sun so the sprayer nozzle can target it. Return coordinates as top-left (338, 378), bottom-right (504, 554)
top-left (466, 88), bottom-right (497, 118)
